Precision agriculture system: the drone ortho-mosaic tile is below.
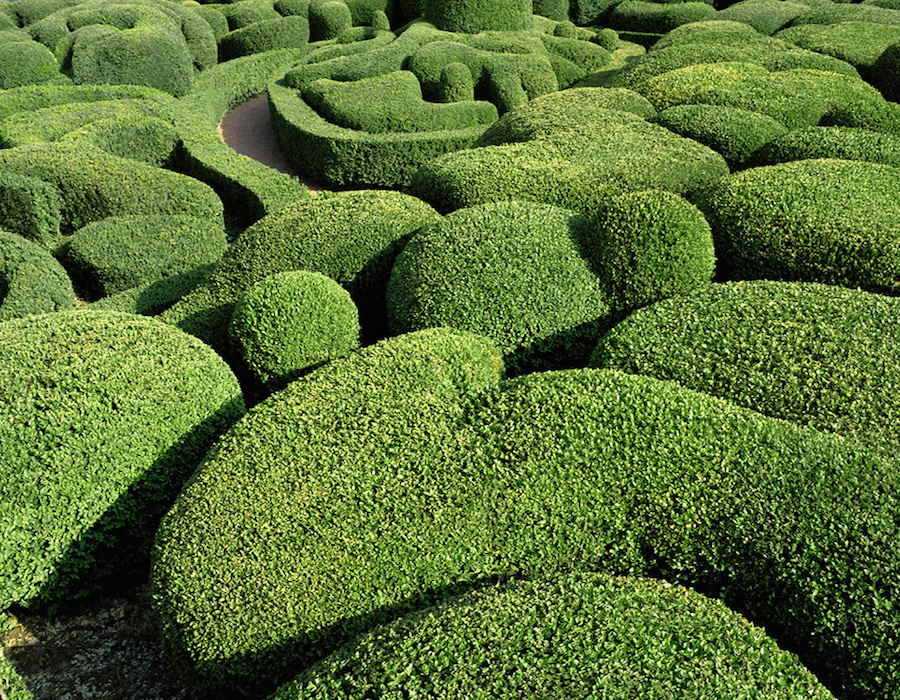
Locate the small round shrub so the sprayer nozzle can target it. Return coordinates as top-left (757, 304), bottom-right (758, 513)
top-left (691, 158), bottom-right (900, 292)
top-left (274, 573), bottom-right (834, 700)
top-left (0, 310), bottom-right (244, 610)
top-left (588, 189), bottom-right (715, 310)
top-left (387, 200), bottom-right (613, 375)
top-left (0, 41), bottom-right (59, 89)
top-left (0, 230), bottom-right (75, 321)
top-left (229, 270), bottom-right (360, 389)
top-left (752, 125), bottom-right (900, 168)
top-left (308, 0), bottom-right (353, 40)
top-left (437, 61), bottom-right (475, 102)
top-left (591, 279), bottom-right (900, 453)
top-left (218, 15), bottom-right (310, 61)
top-left (423, 0), bottom-right (532, 33)
top-left (654, 103), bottom-right (788, 169)
top-left (55, 215), bottom-right (227, 299)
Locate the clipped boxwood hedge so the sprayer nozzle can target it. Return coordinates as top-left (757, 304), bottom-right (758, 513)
top-left (423, 0), bottom-right (532, 32)
top-left (715, 0), bottom-right (810, 35)
top-left (691, 158), bottom-right (900, 292)
top-left (89, 264), bottom-right (214, 317)
top-left (0, 310), bottom-right (245, 610)
top-left (752, 125), bottom-right (900, 168)
top-left (275, 573), bottom-right (834, 699)
top-left (58, 112), bottom-right (180, 168)
top-left (591, 279), bottom-right (900, 454)
top-left (607, 0), bottom-right (716, 35)
top-left (218, 15), bottom-right (310, 61)
top-left (0, 169), bottom-right (62, 247)
top-left (0, 40), bottom-right (60, 89)
top-left (55, 215), bottom-right (227, 299)
top-left (152, 365), bottom-right (900, 698)
top-left (229, 270), bottom-right (360, 389)
top-left (0, 229), bottom-right (75, 321)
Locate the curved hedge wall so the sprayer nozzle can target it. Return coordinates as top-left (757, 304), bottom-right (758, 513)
top-left (229, 270), bottom-right (360, 389)
top-left (0, 169), bottom-right (62, 247)
top-left (275, 573), bottom-right (834, 699)
top-left (752, 125), bottom-right (900, 168)
top-left (591, 280), bottom-right (900, 454)
top-left (691, 158), bottom-right (900, 292)
top-left (0, 310), bottom-right (244, 610)
top-left (0, 40), bottom-right (60, 89)
top-left (716, 0), bottom-right (810, 35)
top-left (0, 230), bottom-right (75, 321)
top-left (152, 366), bottom-right (900, 698)
top-left (423, 0), bottom-right (532, 32)
top-left (218, 15), bottom-right (310, 61)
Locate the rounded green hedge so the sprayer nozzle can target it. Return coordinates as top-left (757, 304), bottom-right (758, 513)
top-left (607, 0), bottom-right (717, 35)
top-left (752, 125), bottom-right (900, 168)
top-left (55, 215), bottom-right (227, 299)
top-left (387, 200), bottom-right (613, 375)
top-left (591, 280), bottom-right (900, 454)
top-left (0, 310), bottom-right (244, 610)
top-left (229, 270), bottom-right (360, 389)
top-left (691, 158), bottom-right (900, 292)
top-left (161, 189), bottom-right (440, 351)
top-left (58, 113), bottom-right (180, 168)
top-left (715, 0), bottom-right (810, 35)
top-left (218, 15), bottom-right (310, 61)
top-left (423, 0), bottom-right (532, 32)
top-left (0, 169), bottom-right (62, 247)
top-left (275, 573), bottom-right (834, 700)
top-left (0, 230), bottom-right (75, 321)
top-left (873, 40), bottom-right (900, 102)
top-left (0, 40), bottom-right (60, 89)
top-left (151, 366), bottom-right (900, 698)
top-left (89, 264), bottom-right (213, 317)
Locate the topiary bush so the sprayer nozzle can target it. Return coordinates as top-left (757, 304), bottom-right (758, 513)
top-left (653, 103), bottom-right (788, 169)
top-left (160, 189), bottom-right (441, 351)
top-left (274, 572), bottom-right (835, 699)
top-left (55, 215), bottom-right (227, 299)
top-left (0, 310), bottom-right (245, 611)
top-left (58, 113), bottom-right (180, 168)
top-left (229, 270), bottom-right (360, 389)
top-left (691, 158), bottom-right (900, 293)
top-left (387, 200), bottom-right (614, 375)
top-left (308, 0), bottom-right (353, 40)
top-left (151, 365), bottom-right (900, 698)
top-left (607, 0), bottom-right (716, 35)
top-left (0, 230), bottom-right (75, 321)
top-left (423, 0), bottom-right (532, 32)
top-left (715, 0), bottom-right (810, 35)
top-left (218, 15), bottom-right (310, 60)
top-left (0, 40), bottom-right (61, 89)
top-left (752, 125), bottom-right (900, 168)
top-left (591, 279), bottom-right (900, 454)
top-left (90, 264), bottom-right (213, 317)
top-left (0, 169), bottom-right (62, 247)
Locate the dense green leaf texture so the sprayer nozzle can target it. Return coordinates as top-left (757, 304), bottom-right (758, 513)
top-left (0, 169), bottom-right (62, 247)
top-left (0, 652), bottom-right (33, 700)
top-left (607, 0), bottom-right (716, 35)
top-left (152, 366), bottom-right (900, 698)
top-left (715, 1), bottom-right (810, 36)
top-left (774, 21), bottom-right (900, 80)
top-left (0, 230), bottom-right (74, 321)
top-left (0, 310), bottom-right (244, 610)
top-left (752, 125), bottom-right (900, 168)
top-left (592, 280), bottom-right (900, 453)
top-left (0, 39), bottom-right (60, 89)
top-left (691, 158), bottom-right (900, 292)
top-left (275, 573), bottom-right (834, 699)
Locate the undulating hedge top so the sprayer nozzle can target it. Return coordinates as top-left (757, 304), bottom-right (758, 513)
top-left (591, 279), bottom-right (900, 454)
top-left (274, 573), bottom-right (835, 700)
top-left (691, 158), bottom-right (900, 293)
top-left (152, 365), bottom-right (900, 698)
top-left (423, 0), bottom-right (532, 32)
top-left (219, 15), bottom-right (310, 61)
top-left (0, 229), bottom-right (75, 321)
top-left (715, 0), bottom-right (811, 35)
top-left (752, 125), bottom-right (900, 168)
top-left (0, 38), bottom-right (61, 89)
top-left (160, 189), bottom-right (440, 351)
top-left (0, 83), bottom-right (172, 123)
top-left (774, 20), bottom-right (900, 79)
top-left (0, 310), bottom-right (244, 611)
top-left (789, 2), bottom-right (900, 28)
top-left (229, 269), bottom-right (360, 389)
top-left (0, 168), bottom-right (61, 247)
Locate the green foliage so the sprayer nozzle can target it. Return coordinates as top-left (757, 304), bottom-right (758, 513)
top-left (607, 0), bottom-right (716, 35)
top-left (0, 230), bottom-right (75, 321)
top-left (0, 169), bottom-right (62, 247)
top-left (90, 264), bottom-right (213, 317)
top-left (56, 215), bottom-right (227, 299)
top-left (691, 158), bottom-right (900, 293)
top-left (790, 2), bottom-right (900, 28)
top-left (0, 40), bottom-right (60, 89)
top-left (0, 83), bottom-right (173, 123)
top-left (309, 0), bottom-right (353, 39)
top-left (161, 189), bottom-right (441, 351)
top-left (588, 189), bottom-right (715, 309)
top-left (275, 573), bottom-right (835, 699)
top-left (217, 0), bottom-right (281, 30)
top-left (151, 365), bottom-right (900, 698)
top-left (387, 201), bottom-right (613, 375)
top-left (715, 0), bottom-right (810, 35)
top-left (533, 0), bottom-right (568, 21)
top-left (592, 279), bottom-right (900, 455)
top-left (0, 653), bottom-right (33, 700)
top-left (230, 270), bottom-right (360, 388)
top-left (873, 40), bottom-right (900, 101)
top-left (0, 310), bottom-right (244, 610)
top-left (218, 15), bottom-right (310, 60)
top-left (653, 103), bottom-right (788, 168)
top-left (59, 113), bottom-right (180, 168)
top-left (410, 96), bottom-right (727, 215)
top-left (423, 0), bottom-right (532, 32)
top-left (0, 143), bottom-right (224, 239)
top-left (192, 4), bottom-right (230, 40)
top-left (821, 97), bottom-right (900, 136)
top-left (752, 125), bottom-right (900, 168)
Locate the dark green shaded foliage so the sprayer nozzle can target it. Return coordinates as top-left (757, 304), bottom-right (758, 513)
top-left (4, 0), bottom-right (82, 28)
top-left (216, 0), bottom-right (281, 30)
top-left (716, 0), bottom-right (810, 35)
top-left (0, 169), bottom-right (62, 247)
top-left (410, 97), bottom-right (727, 215)
top-left (219, 15), bottom-right (310, 60)
top-left (275, 573), bottom-right (834, 700)
top-left (59, 113), bottom-right (180, 168)
top-left (90, 264), bottom-right (213, 317)
top-left (0, 83), bottom-right (172, 123)
top-left (873, 41), bottom-right (900, 101)
top-left (229, 270), bottom-right (360, 388)
top-left (161, 189), bottom-right (440, 351)
top-left (592, 279), bottom-right (900, 454)
top-left (0, 310), bottom-right (244, 610)
top-left (534, 0), bottom-right (568, 21)
top-left (588, 189), bottom-right (715, 309)
top-left (607, 0), bottom-right (716, 35)
top-left (191, 3), bottom-right (231, 41)
top-left (691, 158), bottom-right (900, 293)
top-left (0, 230), bottom-right (75, 321)
top-left (423, 0), bottom-right (532, 32)
top-left (56, 215), bottom-right (227, 299)
top-left (752, 125), bottom-right (900, 168)
top-left (387, 201), bottom-right (613, 375)
top-left (0, 143), bottom-right (224, 238)
top-left (654, 103), bottom-right (788, 168)
top-left (309, 0), bottom-right (353, 39)
top-left (151, 365), bottom-right (900, 698)
top-left (151, 327), bottom-right (504, 695)
top-left (821, 98), bottom-right (900, 136)
top-left (0, 655), bottom-right (33, 700)
top-left (276, 0), bottom-right (314, 17)
top-left (0, 40), bottom-right (59, 89)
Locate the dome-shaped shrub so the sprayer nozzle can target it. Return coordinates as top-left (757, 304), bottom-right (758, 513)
top-left (0, 310), bottom-right (244, 610)
top-left (229, 270), bottom-right (360, 389)
top-left (0, 40), bottom-right (60, 89)
top-left (423, 0), bottom-right (532, 33)
top-left (274, 573), bottom-right (833, 699)
top-left (0, 169), bottom-right (61, 247)
top-left (715, 0), bottom-right (809, 35)
top-left (387, 200), bottom-right (613, 375)
top-left (0, 230), bottom-right (75, 321)
top-left (752, 125), bottom-right (900, 168)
